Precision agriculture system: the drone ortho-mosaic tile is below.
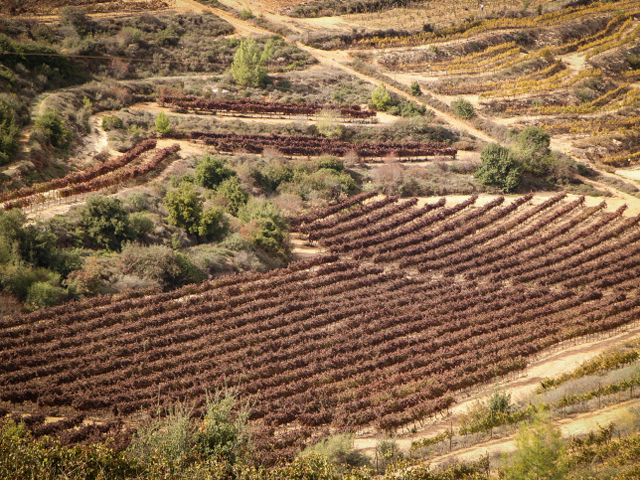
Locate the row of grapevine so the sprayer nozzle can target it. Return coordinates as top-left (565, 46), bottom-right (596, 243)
top-left (2, 144), bottom-right (180, 211)
top-left (159, 91), bottom-right (376, 119)
top-left (189, 131), bottom-right (458, 159)
top-left (0, 140), bottom-right (156, 204)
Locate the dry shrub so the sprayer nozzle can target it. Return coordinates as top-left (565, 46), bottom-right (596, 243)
top-left (272, 193), bottom-right (304, 218)
top-left (343, 149), bottom-right (360, 168)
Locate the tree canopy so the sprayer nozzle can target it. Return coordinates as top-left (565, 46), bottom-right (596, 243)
top-left (475, 142), bottom-right (522, 193)
top-left (230, 38), bottom-right (274, 87)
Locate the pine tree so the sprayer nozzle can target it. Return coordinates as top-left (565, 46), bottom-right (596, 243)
top-left (230, 38), bottom-right (274, 87)
top-left (371, 83), bottom-right (392, 111)
top-left (155, 111), bottom-right (170, 136)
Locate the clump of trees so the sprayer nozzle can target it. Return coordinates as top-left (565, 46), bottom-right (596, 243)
top-left (475, 127), bottom-right (578, 193)
top-left (163, 183), bottom-right (228, 238)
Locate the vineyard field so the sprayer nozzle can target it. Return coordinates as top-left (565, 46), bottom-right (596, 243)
top-left (159, 91), bottom-right (378, 121)
top-left (2, 193), bottom-right (640, 460)
top-left (188, 132), bottom-right (458, 159)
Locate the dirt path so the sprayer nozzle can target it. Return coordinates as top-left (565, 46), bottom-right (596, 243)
top-left (428, 398), bottom-right (640, 468)
top-left (295, 43), bottom-right (496, 143)
top-left (175, 0), bottom-right (272, 36)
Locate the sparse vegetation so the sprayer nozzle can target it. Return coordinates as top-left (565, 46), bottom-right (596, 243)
top-left (4, 0), bottom-right (640, 477)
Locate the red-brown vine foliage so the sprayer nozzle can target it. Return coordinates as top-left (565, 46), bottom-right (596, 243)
top-left (159, 90), bottom-right (377, 119)
top-left (2, 143), bottom-right (179, 210)
top-left (189, 131), bottom-right (458, 159)
top-left (2, 194), bottom-right (640, 463)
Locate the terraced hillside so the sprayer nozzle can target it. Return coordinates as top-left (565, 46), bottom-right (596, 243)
top-left (2, 193), bottom-right (640, 460)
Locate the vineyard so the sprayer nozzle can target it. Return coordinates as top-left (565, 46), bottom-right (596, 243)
top-left (188, 132), bottom-right (457, 159)
top-left (353, 0), bottom-right (640, 168)
top-left (2, 192), bottom-right (640, 460)
top-left (346, 0), bottom-right (640, 49)
top-left (159, 91), bottom-right (378, 121)
top-left (1, 141), bottom-right (181, 211)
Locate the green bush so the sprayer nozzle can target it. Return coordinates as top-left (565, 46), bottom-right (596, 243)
top-left (317, 109), bottom-right (344, 139)
top-left (163, 183), bottom-right (205, 235)
top-left (195, 155), bottom-right (236, 189)
top-left (101, 115), bottom-right (124, 131)
top-left (517, 126), bottom-right (550, 154)
top-left (120, 243), bottom-right (204, 289)
top-left (198, 206), bottom-right (228, 238)
top-left (0, 96), bottom-right (27, 165)
top-left (371, 83), bottom-right (392, 111)
top-left (60, 7), bottom-right (93, 35)
top-left (263, 160), bottom-right (294, 192)
top-left (410, 81), bottom-right (422, 96)
top-left (155, 111), bottom-right (171, 135)
top-left (0, 209), bottom-right (72, 272)
top-left (400, 101), bottom-right (426, 117)
top-left (475, 143), bottom-right (522, 193)
top-left (163, 183), bottom-right (227, 237)
top-left (129, 212), bottom-right (155, 237)
top-left (301, 434), bottom-right (370, 468)
top-left (25, 281), bottom-right (66, 310)
top-left (217, 177), bottom-right (249, 216)
top-left (33, 109), bottom-right (71, 148)
top-left (316, 156), bottom-right (344, 172)
top-left (238, 199), bottom-right (288, 259)
top-left (79, 195), bottom-right (134, 251)
top-left (0, 420), bottom-right (136, 480)
top-left (451, 98), bottom-right (476, 119)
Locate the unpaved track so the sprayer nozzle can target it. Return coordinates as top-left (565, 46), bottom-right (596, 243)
top-left (175, 0), bottom-right (272, 36)
top-left (428, 398), bottom-right (640, 468)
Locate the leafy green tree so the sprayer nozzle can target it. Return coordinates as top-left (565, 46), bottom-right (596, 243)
top-left (451, 98), bottom-right (476, 119)
top-left (198, 207), bottom-right (228, 238)
top-left (164, 183), bottom-right (227, 237)
top-left (79, 195), bottom-right (134, 251)
top-left (194, 155), bottom-right (236, 190)
top-left (230, 38), bottom-right (274, 87)
top-left (410, 81), bottom-right (422, 96)
top-left (155, 111), bottom-right (171, 136)
top-left (503, 410), bottom-right (567, 480)
top-left (163, 183), bottom-right (204, 234)
top-left (218, 177), bottom-right (249, 216)
top-left (371, 83), bottom-right (392, 111)
top-left (33, 109), bottom-right (71, 148)
top-left (475, 143), bottom-right (522, 193)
